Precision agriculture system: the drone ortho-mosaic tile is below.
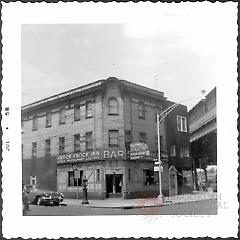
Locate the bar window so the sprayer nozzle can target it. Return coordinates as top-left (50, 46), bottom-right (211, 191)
top-left (138, 102), bottom-right (145, 119)
top-left (108, 97), bottom-right (119, 115)
top-left (59, 108), bottom-right (66, 124)
top-left (32, 116), bottom-right (38, 131)
top-left (74, 104), bottom-right (80, 121)
top-left (68, 170), bottom-right (83, 187)
top-left (85, 132), bottom-right (93, 150)
top-left (59, 137), bottom-right (65, 154)
top-left (180, 146), bottom-right (189, 157)
top-left (109, 130), bottom-right (119, 147)
top-left (177, 116), bottom-right (187, 132)
top-left (74, 134), bottom-right (80, 152)
top-left (86, 101), bottom-right (93, 118)
top-left (139, 132), bottom-right (146, 143)
top-left (32, 142), bottom-right (37, 158)
top-left (46, 112), bottom-right (52, 127)
top-left (45, 139), bottom-right (51, 156)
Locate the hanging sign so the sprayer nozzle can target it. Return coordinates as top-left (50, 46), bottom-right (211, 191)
top-left (129, 142), bottom-right (150, 160)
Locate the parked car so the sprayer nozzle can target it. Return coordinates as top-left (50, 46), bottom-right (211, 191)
top-left (25, 185), bottom-right (64, 206)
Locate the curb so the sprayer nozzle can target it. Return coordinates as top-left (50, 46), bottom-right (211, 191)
top-left (83, 197), bottom-right (217, 209)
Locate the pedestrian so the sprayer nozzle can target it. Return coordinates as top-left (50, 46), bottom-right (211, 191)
top-left (22, 185), bottom-right (30, 215)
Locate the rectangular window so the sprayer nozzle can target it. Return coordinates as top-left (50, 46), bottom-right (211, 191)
top-left (109, 130), bottom-right (119, 147)
top-left (86, 101), bottom-right (93, 118)
top-left (96, 169), bottom-right (100, 181)
top-left (32, 142), bottom-right (37, 158)
top-left (74, 134), bottom-right (81, 152)
top-left (45, 139), bottom-right (51, 156)
top-left (59, 137), bottom-right (65, 154)
top-left (85, 132), bottom-right (93, 150)
top-left (59, 109), bottom-right (66, 124)
top-left (177, 116), bottom-right (187, 132)
top-left (138, 102), bottom-right (145, 119)
top-left (68, 170), bottom-right (83, 187)
top-left (46, 112), bottom-right (51, 127)
top-left (74, 104), bottom-right (81, 121)
top-left (32, 116), bottom-right (38, 131)
top-left (139, 132), bottom-right (146, 143)
top-left (180, 146), bottom-right (189, 157)
top-left (170, 145), bottom-right (176, 157)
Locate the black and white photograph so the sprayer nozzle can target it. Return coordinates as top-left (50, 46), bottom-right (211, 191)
top-left (1, 2), bottom-right (238, 238)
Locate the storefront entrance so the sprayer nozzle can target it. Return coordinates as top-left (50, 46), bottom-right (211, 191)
top-left (106, 174), bottom-right (123, 198)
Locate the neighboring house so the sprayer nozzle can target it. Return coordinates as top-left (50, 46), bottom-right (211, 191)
top-left (188, 87), bottom-right (217, 189)
top-left (22, 77), bottom-right (191, 199)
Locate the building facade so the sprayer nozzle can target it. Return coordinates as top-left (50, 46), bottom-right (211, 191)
top-left (188, 87), bottom-right (217, 189)
top-left (22, 77), bottom-right (191, 199)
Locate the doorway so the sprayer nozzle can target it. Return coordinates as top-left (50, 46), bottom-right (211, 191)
top-left (106, 174), bottom-right (123, 198)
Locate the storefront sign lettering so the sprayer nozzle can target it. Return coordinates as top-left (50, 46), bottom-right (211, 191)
top-left (130, 142), bottom-right (150, 159)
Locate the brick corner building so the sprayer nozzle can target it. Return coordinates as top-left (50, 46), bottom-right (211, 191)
top-left (22, 77), bottom-right (191, 199)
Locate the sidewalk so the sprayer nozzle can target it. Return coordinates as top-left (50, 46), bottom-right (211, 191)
top-left (62, 191), bottom-right (217, 209)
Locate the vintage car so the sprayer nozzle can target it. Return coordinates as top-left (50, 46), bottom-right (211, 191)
top-left (25, 185), bottom-right (64, 206)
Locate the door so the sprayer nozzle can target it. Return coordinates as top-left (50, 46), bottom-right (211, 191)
top-left (106, 174), bottom-right (123, 198)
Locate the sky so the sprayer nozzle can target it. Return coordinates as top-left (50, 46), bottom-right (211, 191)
top-left (21, 8), bottom-right (218, 110)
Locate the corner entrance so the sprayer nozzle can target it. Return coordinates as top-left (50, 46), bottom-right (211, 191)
top-left (106, 174), bottom-right (123, 198)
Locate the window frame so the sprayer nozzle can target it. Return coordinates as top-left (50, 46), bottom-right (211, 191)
top-left (109, 130), bottom-right (119, 147)
top-left (68, 170), bottom-right (83, 187)
top-left (85, 132), bottom-right (93, 151)
top-left (32, 116), bottom-right (38, 131)
top-left (138, 102), bottom-right (145, 119)
top-left (59, 137), bottom-right (65, 154)
top-left (59, 108), bottom-right (66, 125)
top-left (85, 101), bottom-right (93, 119)
top-left (46, 112), bottom-right (52, 128)
top-left (74, 134), bottom-right (81, 152)
top-left (74, 104), bottom-right (81, 121)
top-left (177, 116), bottom-right (188, 132)
top-left (108, 97), bottom-right (119, 115)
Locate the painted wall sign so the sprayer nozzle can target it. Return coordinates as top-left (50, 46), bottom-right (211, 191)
top-left (130, 142), bottom-right (150, 159)
top-left (57, 148), bottom-right (126, 164)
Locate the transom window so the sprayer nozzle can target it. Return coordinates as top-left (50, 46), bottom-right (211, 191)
top-left (108, 97), bottom-right (119, 115)
top-left (177, 116), bottom-right (187, 132)
top-left (109, 130), bottom-right (119, 147)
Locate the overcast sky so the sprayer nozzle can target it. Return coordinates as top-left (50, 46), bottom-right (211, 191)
top-left (21, 8), bottom-right (219, 110)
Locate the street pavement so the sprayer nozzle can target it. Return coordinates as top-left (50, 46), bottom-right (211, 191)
top-left (26, 199), bottom-right (217, 215)
top-left (25, 192), bottom-right (218, 216)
